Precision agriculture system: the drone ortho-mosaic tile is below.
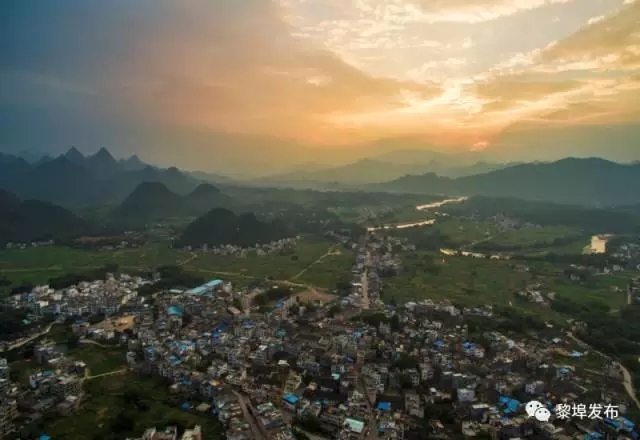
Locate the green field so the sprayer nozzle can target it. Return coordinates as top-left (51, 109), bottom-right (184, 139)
top-left (0, 244), bottom-right (189, 288)
top-left (548, 273), bottom-right (631, 310)
top-left (471, 225), bottom-right (588, 256)
top-left (69, 343), bottom-right (127, 376)
top-left (433, 219), bottom-right (502, 245)
top-left (0, 239), bottom-right (345, 295)
top-left (294, 249), bottom-right (355, 289)
top-left (383, 251), bottom-right (632, 318)
top-left (487, 226), bottom-right (581, 246)
top-left (383, 252), bottom-right (531, 305)
top-left (376, 206), bottom-right (437, 225)
top-left (184, 240), bottom-right (334, 281)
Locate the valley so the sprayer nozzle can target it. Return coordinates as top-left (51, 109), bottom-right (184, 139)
top-left (3, 149), bottom-right (640, 440)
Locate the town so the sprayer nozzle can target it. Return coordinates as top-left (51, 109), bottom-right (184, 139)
top-left (1, 227), bottom-right (640, 440)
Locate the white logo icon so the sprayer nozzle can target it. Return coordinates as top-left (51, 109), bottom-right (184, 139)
top-left (534, 407), bottom-right (551, 422)
top-left (525, 400), bottom-right (544, 418)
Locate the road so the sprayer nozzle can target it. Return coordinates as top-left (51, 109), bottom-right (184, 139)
top-left (84, 368), bottom-right (128, 381)
top-left (291, 246), bottom-right (340, 280)
top-left (178, 252), bottom-right (200, 266)
top-left (361, 252), bottom-right (370, 310)
top-left (2, 322), bottom-right (56, 352)
top-left (232, 390), bottom-right (266, 440)
top-left (567, 332), bottom-right (640, 409)
top-left (79, 339), bottom-right (113, 348)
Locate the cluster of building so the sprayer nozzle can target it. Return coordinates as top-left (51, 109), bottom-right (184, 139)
top-left (0, 358), bottom-right (18, 439)
top-left (179, 237), bottom-right (298, 256)
top-left (3, 274), bottom-right (147, 320)
top-left (99, 281), bottom-right (637, 440)
top-left (125, 424), bottom-right (202, 440)
top-left (4, 240), bottom-right (54, 249)
top-left (0, 341), bottom-right (89, 439)
top-left (516, 284), bottom-right (553, 304)
top-left (17, 258), bottom-right (619, 440)
top-left (4, 227), bottom-right (640, 440)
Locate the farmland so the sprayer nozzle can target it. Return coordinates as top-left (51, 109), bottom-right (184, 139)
top-left (0, 239), bottom-right (353, 296)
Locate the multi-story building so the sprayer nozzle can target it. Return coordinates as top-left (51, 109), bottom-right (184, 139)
top-left (0, 398), bottom-right (18, 439)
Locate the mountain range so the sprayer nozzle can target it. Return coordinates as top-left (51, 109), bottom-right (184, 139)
top-left (252, 157), bottom-right (516, 187)
top-left (0, 148), bottom-right (201, 207)
top-left (372, 158), bottom-right (640, 206)
top-left (112, 182), bottom-right (232, 224)
top-left (2, 147), bottom-right (640, 208)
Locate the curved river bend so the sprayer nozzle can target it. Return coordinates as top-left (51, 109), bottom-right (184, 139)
top-left (367, 196), bottom-right (467, 232)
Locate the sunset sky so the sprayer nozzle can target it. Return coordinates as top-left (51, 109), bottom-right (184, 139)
top-left (1, 0), bottom-right (639, 172)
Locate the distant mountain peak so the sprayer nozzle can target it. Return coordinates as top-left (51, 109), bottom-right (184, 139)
top-left (121, 154), bottom-right (146, 171)
top-left (132, 181), bottom-right (172, 193)
top-left (64, 147), bottom-right (85, 162)
top-left (189, 183), bottom-right (221, 197)
top-left (86, 147), bottom-right (118, 175)
top-left (93, 147), bottom-right (115, 161)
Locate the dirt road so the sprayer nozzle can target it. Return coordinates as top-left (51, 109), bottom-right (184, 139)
top-left (567, 332), bottom-right (640, 409)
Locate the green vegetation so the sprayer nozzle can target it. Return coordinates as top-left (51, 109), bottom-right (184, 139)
top-left (35, 374), bottom-right (223, 440)
top-left (432, 218), bottom-right (501, 246)
top-left (485, 225), bottom-right (578, 246)
top-left (393, 216), bottom-right (586, 255)
top-left (383, 252), bottom-right (531, 306)
top-left (186, 240), bottom-right (336, 282)
top-left (68, 343), bottom-right (127, 376)
top-left (375, 158), bottom-right (640, 206)
top-left (177, 207), bottom-right (291, 247)
top-left (0, 189), bottom-right (88, 246)
top-left (294, 248), bottom-right (355, 289)
top-left (382, 249), bottom-right (634, 323)
top-left (113, 182), bottom-right (232, 225)
top-left (0, 244), bottom-right (190, 296)
top-left (441, 196), bottom-right (640, 234)
top-left (0, 239), bottom-right (348, 297)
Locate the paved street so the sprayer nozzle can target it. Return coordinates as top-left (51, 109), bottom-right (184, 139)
top-left (232, 390), bottom-right (266, 440)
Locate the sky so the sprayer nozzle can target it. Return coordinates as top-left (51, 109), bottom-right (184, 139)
top-left (1, 0), bottom-right (639, 172)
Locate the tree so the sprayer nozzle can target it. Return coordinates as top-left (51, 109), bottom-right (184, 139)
top-left (66, 334), bottom-right (80, 349)
top-left (390, 314), bottom-right (401, 332)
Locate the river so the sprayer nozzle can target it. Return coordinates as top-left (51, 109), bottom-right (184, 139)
top-left (367, 196), bottom-right (467, 232)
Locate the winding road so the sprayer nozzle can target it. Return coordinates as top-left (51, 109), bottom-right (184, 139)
top-left (567, 331), bottom-right (640, 409)
top-left (2, 322), bottom-right (56, 352)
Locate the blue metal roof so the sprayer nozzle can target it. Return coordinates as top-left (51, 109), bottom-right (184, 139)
top-left (202, 279), bottom-right (223, 290)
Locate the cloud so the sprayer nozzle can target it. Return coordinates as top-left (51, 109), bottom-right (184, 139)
top-left (328, 0), bottom-right (577, 25)
top-left (111, 0), bottom-right (442, 142)
top-left (0, 0), bottom-right (638, 157)
top-left (490, 2), bottom-right (640, 75)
